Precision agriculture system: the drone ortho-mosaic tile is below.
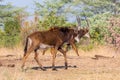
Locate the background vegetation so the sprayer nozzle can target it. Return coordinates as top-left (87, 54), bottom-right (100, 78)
top-left (0, 0), bottom-right (120, 50)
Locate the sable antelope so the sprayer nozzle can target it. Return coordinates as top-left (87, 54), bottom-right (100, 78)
top-left (42, 15), bottom-right (90, 55)
top-left (21, 16), bottom-right (89, 71)
top-left (42, 26), bottom-right (89, 55)
top-left (41, 26), bottom-right (80, 55)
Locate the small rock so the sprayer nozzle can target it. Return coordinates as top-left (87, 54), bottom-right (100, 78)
top-left (7, 64), bottom-right (15, 67)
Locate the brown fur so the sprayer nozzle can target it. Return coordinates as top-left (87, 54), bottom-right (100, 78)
top-left (22, 27), bottom-right (89, 70)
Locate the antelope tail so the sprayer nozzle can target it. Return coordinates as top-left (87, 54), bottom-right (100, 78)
top-left (24, 37), bottom-right (28, 57)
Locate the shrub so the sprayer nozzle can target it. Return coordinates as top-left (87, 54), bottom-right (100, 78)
top-left (89, 13), bottom-right (111, 44)
top-left (0, 19), bottom-right (21, 48)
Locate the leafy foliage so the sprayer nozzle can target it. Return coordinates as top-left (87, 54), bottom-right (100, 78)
top-left (78, 0), bottom-right (120, 16)
top-left (0, 2), bottom-right (24, 48)
top-left (0, 19), bottom-right (21, 48)
top-left (35, 0), bottom-right (76, 30)
top-left (105, 17), bottom-right (120, 50)
top-left (89, 13), bottom-right (111, 44)
top-left (0, 3), bottom-right (25, 23)
top-left (38, 12), bottom-right (68, 30)
top-left (4, 19), bottom-right (20, 35)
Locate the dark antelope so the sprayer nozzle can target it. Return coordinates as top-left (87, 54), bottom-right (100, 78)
top-left (21, 16), bottom-right (89, 70)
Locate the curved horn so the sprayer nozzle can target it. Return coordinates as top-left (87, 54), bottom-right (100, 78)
top-left (76, 15), bottom-right (81, 30)
top-left (76, 16), bottom-right (81, 27)
top-left (83, 12), bottom-right (91, 40)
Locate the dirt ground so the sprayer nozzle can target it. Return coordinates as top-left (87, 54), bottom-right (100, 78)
top-left (0, 46), bottom-right (120, 80)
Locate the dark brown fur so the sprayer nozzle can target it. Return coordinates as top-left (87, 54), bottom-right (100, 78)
top-left (22, 27), bottom-right (88, 70)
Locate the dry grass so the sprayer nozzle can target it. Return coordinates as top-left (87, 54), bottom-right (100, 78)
top-left (0, 46), bottom-right (120, 80)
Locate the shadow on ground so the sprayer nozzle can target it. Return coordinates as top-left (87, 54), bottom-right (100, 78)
top-left (31, 65), bottom-right (77, 70)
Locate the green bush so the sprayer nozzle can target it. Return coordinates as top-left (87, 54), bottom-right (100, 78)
top-left (38, 11), bottom-right (73, 30)
top-left (5, 20), bottom-right (20, 35)
top-left (79, 43), bottom-right (94, 51)
top-left (0, 19), bottom-right (21, 48)
top-left (89, 13), bottom-right (111, 44)
top-left (0, 30), bottom-right (5, 47)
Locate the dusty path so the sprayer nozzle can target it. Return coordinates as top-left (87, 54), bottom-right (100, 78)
top-left (0, 46), bottom-right (120, 80)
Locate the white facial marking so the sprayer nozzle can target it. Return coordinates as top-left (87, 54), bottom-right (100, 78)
top-left (84, 33), bottom-right (90, 38)
top-left (75, 35), bottom-right (80, 43)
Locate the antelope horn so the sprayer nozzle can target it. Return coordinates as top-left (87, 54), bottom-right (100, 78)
top-left (83, 12), bottom-right (91, 39)
top-left (76, 15), bottom-right (81, 30)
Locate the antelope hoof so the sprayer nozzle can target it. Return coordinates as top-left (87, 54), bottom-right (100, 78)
top-left (40, 67), bottom-right (46, 71)
top-left (65, 66), bottom-right (68, 70)
top-left (52, 67), bottom-right (57, 71)
top-left (65, 62), bottom-right (68, 69)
